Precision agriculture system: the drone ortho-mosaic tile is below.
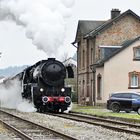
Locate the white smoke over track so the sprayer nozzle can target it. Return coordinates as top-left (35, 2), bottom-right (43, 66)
top-left (0, 0), bottom-right (75, 56)
top-left (0, 0), bottom-right (75, 112)
top-left (0, 78), bottom-right (37, 112)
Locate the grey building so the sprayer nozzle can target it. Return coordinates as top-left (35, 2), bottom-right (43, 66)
top-left (72, 9), bottom-right (140, 106)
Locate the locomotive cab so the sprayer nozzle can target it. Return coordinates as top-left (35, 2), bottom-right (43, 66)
top-left (66, 65), bottom-right (74, 78)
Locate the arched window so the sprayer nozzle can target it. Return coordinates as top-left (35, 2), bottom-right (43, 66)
top-left (82, 80), bottom-right (85, 96)
top-left (91, 48), bottom-right (93, 64)
top-left (97, 74), bottom-right (102, 100)
top-left (83, 50), bottom-right (85, 67)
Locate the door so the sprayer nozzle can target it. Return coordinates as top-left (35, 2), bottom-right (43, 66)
top-left (119, 93), bottom-right (132, 110)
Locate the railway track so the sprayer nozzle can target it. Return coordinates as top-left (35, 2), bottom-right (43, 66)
top-left (50, 112), bottom-right (140, 136)
top-left (0, 109), bottom-right (78, 140)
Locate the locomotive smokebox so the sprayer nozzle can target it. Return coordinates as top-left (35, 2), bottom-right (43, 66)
top-left (41, 58), bottom-right (66, 86)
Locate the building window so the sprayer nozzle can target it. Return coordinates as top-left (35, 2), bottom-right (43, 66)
top-left (128, 71), bottom-right (140, 89)
top-left (97, 74), bottom-right (102, 100)
top-left (83, 50), bottom-right (85, 67)
top-left (82, 80), bottom-right (85, 96)
top-left (133, 47), bottom-right (140, 60)
top-left (91, 48), bottom-right (93, 64)
top-left (131, 75), bottom-right (138, 87)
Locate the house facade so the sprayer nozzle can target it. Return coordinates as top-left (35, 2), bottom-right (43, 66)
top-left (95, 37), bottom-right (140, 104)
top-left (72, 9), bottom-right (140, 105)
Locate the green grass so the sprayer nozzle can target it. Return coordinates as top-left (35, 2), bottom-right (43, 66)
top-left (71, 104), bottom-right (140, 121)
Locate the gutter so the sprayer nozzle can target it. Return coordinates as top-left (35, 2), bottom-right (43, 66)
top-left (71, 42), bottom-right (78, 48)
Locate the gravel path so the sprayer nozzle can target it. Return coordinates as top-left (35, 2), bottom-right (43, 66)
top-left (2, 109), bottom-right (140, 140)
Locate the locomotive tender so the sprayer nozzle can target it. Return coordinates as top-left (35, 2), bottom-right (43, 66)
top-left (6, 58), bottom-right (74, 112)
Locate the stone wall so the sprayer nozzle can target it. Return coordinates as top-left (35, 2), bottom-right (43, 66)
top-left (95, 15), bottom-right (140, 60)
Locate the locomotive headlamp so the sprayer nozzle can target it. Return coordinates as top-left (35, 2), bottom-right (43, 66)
top-left (61, 88), bottom-right (65, 92)
top-left (40, 88), bottom-right (44, 92)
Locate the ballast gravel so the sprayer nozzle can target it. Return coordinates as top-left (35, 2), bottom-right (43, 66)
top-left (0, 123), bottom-right (21, 140)
top-left (2, 109), bottom-right (140, 140)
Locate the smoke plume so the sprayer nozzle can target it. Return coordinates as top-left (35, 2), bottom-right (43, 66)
top-left (0, 78), bottom-right (36, 112)
top-left (0, 0), bottom-right (75, 112)
top-left (0, 0), bottom-right (75, 56)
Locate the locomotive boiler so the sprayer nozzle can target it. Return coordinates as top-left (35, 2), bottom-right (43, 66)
top-left (11, 58), bottom-right (74, 112)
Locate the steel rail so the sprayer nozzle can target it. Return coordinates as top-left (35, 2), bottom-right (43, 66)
top-left (49, 112), bottom-right (140, 136)
top-left (70, 111), bottom-right (140, 123)
top-left (0, 119), bottom-right (33, 140)
top-left (69, 112), bottom-right (140, 128)
top-left (0, 109), bottom-right (78, 140)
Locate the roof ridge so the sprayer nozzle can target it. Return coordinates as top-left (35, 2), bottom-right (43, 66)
top-left (79, 20), bottom-right (106, 22)
top-left (85, 9), bottom-right (140, 38)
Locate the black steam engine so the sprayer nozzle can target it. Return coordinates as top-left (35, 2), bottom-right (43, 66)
top-left (16, 58), bottom-right (74, 112)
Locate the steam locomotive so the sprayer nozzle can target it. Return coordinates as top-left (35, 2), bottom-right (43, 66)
top-left (4, 58), bottom-right (74, 112)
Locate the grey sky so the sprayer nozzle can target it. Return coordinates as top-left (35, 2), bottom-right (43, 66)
top-left (0, 0), bottom-right (140, 68)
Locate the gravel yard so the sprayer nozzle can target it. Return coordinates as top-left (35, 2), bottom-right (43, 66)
top-left (2, 109), bottom-right (140, 140)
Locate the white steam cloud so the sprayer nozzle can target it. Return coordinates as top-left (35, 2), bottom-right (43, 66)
top-left (0, 0), bottom-right (75, 112)
top-left (0, 0), bottom-right (75, 56)
top-left (0, 78), bottom-right (72, 113)
top-left (0, 78), bottom-right (36, 112)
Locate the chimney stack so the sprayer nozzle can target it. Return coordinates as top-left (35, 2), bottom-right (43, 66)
top-left (111, 9), bottom-right (121, 19)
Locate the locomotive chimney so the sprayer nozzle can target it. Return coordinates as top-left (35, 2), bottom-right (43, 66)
top-left (111, 9), bottom-right (121, 19)
top-left (48, 58), bottom-right (55, 61)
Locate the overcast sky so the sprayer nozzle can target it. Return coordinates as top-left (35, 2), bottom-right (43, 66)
top-left (0, 0), bottom-right (140, 68)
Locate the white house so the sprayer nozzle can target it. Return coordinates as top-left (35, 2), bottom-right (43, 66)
top-left (94, 36), bottom-right (140, 104)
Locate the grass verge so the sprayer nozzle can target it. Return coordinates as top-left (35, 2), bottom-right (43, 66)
top-left (71, 104), bottom-right (140, 121)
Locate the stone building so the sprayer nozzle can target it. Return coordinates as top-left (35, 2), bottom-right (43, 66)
top-left (72, 9), bottom-right (140, 106)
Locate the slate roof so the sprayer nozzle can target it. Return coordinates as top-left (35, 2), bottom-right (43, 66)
top-left (72, 9), bottom-right (140, 45)
top-left (77, 20), bottom-right (105, 35)
top-left (85, 9), bottom-right (140, 39)
top-left (93, 36), bottom-right (140, 67)
top-left (72, 20), bottom-right (105, 44)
